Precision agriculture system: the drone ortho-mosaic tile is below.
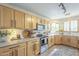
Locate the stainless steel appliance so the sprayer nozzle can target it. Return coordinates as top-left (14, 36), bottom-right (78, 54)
top-left (40, 36), bottom-right (48, 46)
top-left (37, 24), bottom-right (47, 31)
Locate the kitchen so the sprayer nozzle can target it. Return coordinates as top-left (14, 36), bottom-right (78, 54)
top-left (0, 3), bottom-right (79, 56)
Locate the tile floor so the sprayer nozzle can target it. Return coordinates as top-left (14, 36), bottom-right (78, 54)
top-left (40, 45), bottom-right (79, 56)
top-left (41, 44), bottom-right (48, 53)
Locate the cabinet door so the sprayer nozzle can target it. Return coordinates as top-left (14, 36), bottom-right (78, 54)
top-left (54, 35), bottom-right (62, 44)
top-left (37, 18), bottom-right (42, 24)
top-left (0, 46), bottom-right (13, 56)
top-left (0, 6), bottom-right (14, 28)
top-left (0, 50), bottom-right (12, 56)
top-left (34, 40), bottom-right (40, 55)
top-left (66, 36), bottom-right (71, 46)
top-left (77, 37), bottom-right (79, 48)
top-left (31, 16), bottom-right (37, 29)
top-left (41, 19), bottom-right (45, 24)
top-left (62, 36), bottom-right (71, 45)
top-left (48, 37), bottom-right (52, 48)
top-left (18, 43), bottom-right (26, 56)
top-left (25, 14), bottom-right (32, 29)
top-left (15, 10), bottom-right (25, 29)
top-left (51, 36), bottom-right (55, 46)
top-left (26, 41), bottom-right (34, 56)
top-left (70, 36), bottom-right (77, 47)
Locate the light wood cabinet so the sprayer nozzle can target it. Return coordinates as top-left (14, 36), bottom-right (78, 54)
top-left (51, 36), bottom-right (55, 46)
top-left (14, 10), bottom-right (25, 29)
top-left (37, 18), bottom-right (42, 24)
top-left (26, 41), bottom-right (34, 56)
top-left (70, 36), bottom-right (77, 47)
top-left (0, 6), bottom-right (14, 28)
top-left (45, 19), bottom-right (49, 25)
top-left (77, 37), bottom-right (79, 48)
top-left (0, 47), bottom-right (12, 56)
top-left (0, 50), bottom-right (12, 56)
top-left (33, 40), bottom-right (40, 55)
top-left (62, 35), bottom-right (71, 45)
top-left (41, 19), bottom-right (45, 24)
top-left (54, 35), bottom-right (62, 44)
top-left (0, 45), bottom-right (18, 56)
top-left (18, 43), bottom-right (26, 56)
top-left (25, 14), bottom-right (32, 29)
top-left (48, 37), bottom-right (52, 48)
top-left (0, 5), bottom-right (25, 29)
top-left (11, 47), bottom-right (18, 56)
top-left (31, 16), bottom-right (37, 29)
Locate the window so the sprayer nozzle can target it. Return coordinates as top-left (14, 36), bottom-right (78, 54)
top-left (70, 20), bottom-right (77, 31)
top-left (64, 20), bottom-right (78, 32)
top-left (51, 23), bottom-right (59, 32)
top-left (64, 21), bottom-right (70, 31)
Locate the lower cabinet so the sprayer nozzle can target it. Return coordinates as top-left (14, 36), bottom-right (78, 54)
top-left (0, 50), bottom-right (13, 56)
top-left (48, 36), bottom-right (52, 48)
top-left (62, 35), bottom-right (78, 48)
top-left (51, 36), bottom-right (55, 46)
top-left (26, 39), bottom-right (40, 56)
top-left (0, 40), bottom-right (40, 56)
top-left (70, 36), bottom-right (77, 48)
top-left (33, 40), bottom-right (40, 55)
top-left (18, 43), bottom-right (26, 56)
top-left (0, 45), bottom-right (18, 56)
top-left (0, 43), bottom-right (27, 56)
top-left (12, 47), bottom-right (18, 56)
top-left (54, 35), bottom-right (62, 45)
top-left (77, 37), bottom-right (79, 48)
top-left (62, 35), bottom-right (71, 45)
top-left (26, 41), bottom-right (34, 56)
top-left (48, 35), bottom-right (79, 49)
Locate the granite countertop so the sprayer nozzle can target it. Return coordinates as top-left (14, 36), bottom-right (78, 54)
top-left (0, 37), bottom-right (40, 48)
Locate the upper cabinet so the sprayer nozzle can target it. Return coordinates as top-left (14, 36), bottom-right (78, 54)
top-left (25, 14), bottom-right (32, 29)
top-left (0, 6), bottom-right (14, 28)
top-left (14, 10), bottom-right (25, 29)
top-left (37, 18), bottom-right (42, 24)
top-left (41, 19), bottom-right (45, 24)
top-left (31, 16), bottom-right (37, 29)
top-left (0, 5), bottom-right (25, 29)
top-left (0, 5), bottom-right (51, 30)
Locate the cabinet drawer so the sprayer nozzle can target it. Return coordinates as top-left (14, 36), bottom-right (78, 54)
top-left (19, 43), bottom-right (26, 47)
top-left (0, 46), bottom-right (11, 54)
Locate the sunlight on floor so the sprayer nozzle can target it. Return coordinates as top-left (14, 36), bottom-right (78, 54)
top-left (40, 45), bottom-right (79, 56)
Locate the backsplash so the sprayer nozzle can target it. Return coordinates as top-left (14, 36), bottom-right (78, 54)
top-left (0, 29), bottom-right (23, 42)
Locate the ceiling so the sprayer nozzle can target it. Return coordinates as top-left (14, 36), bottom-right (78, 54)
top-left (8, 3), bottom-right (79, 19)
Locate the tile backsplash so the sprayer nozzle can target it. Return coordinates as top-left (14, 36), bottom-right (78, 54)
top-left (0, 29), bottom-right (23, 42)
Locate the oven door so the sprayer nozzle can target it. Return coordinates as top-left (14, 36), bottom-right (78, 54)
top-left (40, 38), bottom-right (48, 46)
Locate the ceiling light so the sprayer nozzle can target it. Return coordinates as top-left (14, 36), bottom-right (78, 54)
top-left (58, 3), bottom-right (70, 16)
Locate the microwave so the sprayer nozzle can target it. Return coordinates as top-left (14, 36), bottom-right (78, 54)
top-left (37, 24), bottom-right (47, 31)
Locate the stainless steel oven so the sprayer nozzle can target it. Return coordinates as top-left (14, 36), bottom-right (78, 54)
top-left (40, 37), bottom-right (48, 46)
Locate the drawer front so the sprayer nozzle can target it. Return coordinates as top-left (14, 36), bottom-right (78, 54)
top-left (19, 43), bottom-right (26, 47)
top-left (0, 46), bottom-right (11, 54)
